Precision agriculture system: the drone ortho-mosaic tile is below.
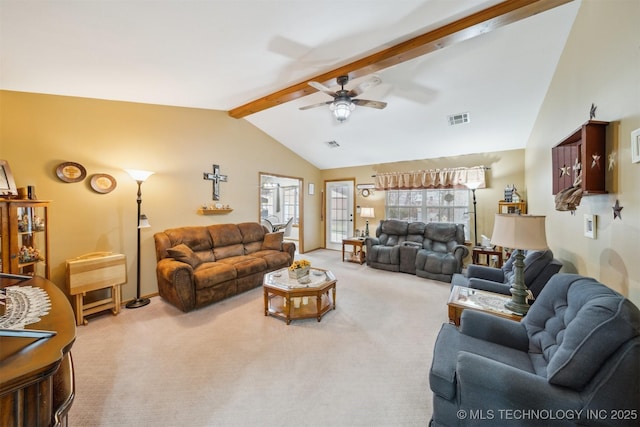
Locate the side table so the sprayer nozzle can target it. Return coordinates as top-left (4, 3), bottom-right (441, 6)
top-left (447, 285), bottom-right (522, 326)
top-left (342, 237), bottom-right (366, 264)
top-left (472, 247), bottom-right (503, 268)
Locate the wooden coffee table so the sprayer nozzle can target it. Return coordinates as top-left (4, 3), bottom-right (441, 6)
top-left (263, 267), bottom-right (336, 325)
top-left (447, 285), bottom-right (523, 326)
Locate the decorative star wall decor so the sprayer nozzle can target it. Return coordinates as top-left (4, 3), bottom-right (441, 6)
top-left (590, 103), bottom-right (597, 120)
top-left (608, 152), bottom-right (616, 171)
top-left (591, 154), bottom-right (601, 169)
top-left (612, 199), bottom-right (623, 220)
top-left (573, 158), bottom-right (581, 173)
top-left (559, 165), bottom-right (570, 177)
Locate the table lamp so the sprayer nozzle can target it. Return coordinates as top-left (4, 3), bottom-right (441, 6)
top-left (490, 214), bottom-right (548, 315)
top-left (360, 207), bottom-right (375, 237)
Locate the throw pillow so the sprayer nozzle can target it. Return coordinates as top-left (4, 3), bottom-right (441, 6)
top-left (167, 243), bottom-right (201, 268)
top-left (262, 232), bottom-right (284, 251)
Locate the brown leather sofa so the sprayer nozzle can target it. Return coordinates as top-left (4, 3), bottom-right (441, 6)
top-left (154, 222), bottom-right (295, 312)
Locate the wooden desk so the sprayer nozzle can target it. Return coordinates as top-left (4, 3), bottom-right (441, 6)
top-left (472, 247), bottom-right (503, 268)
top-left (0, 275), bottom-right (76, 426)
top-left (342, 238), bottom-right (366, 264)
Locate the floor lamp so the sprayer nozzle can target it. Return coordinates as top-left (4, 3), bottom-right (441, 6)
top-left (125, 169), bottom-right (154, 309)
top-left (490, 214), bottom-right (548, 315)
top-left (465, 181), bottom-right (482, 247)
top-left (360, 207), bottom-right (375, 237)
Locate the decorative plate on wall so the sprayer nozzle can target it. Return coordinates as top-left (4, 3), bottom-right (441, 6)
top-left (90, 174), bottom-right (117, 194)
top-left (56, 162), bottom-right (87, 183)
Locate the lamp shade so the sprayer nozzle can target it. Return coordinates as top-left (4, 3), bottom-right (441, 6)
top-left (464, 181), bottom-right (483, 190)
top-left (125, 169), bottom-right (154, 182)
top-left (491, 214), bottom-right (548, 250)
top-left (360, 207), bottom-right (375, 218)
top-left (138, 214), bottom-right (151, 229)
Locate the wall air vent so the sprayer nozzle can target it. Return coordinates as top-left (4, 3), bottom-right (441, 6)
top-left (326, 140), bottom-right (340, 148)
top-left (447, 112), bottom-right (470, 126)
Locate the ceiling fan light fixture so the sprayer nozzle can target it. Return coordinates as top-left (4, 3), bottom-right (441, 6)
top-left (330, 99), bottom-right (355, 122)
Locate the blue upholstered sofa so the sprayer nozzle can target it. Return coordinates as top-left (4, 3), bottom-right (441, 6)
top-left (365, 219), bottom-right (468, 282)
top-left (451, 249), bottom-right (563, 299)
top-left (430, 273), bottom-right (640, 426)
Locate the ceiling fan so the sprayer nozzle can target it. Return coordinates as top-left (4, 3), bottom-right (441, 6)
top-left (299, 75), bottom-right (387, 122)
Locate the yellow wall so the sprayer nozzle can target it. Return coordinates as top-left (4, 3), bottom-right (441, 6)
top-left (321, 150), bottom-right (526, 244)
top-left (2, 0), bottom-right (638, 308)
top-left (0, 91), bottom-right (323, 300)
top-left (525, 0), bottom-right (640, 304)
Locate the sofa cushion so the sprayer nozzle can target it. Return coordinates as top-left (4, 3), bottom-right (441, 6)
top-left (244, 241), bottom-right (262, 254)
top-left (504, 250), bottom-right (553, 285)
top-left (251, 250), bottom-right (292, 269)
top-left (262, 232), bottom-right (284, 251)
top-left (417, 251), bottom-right (459, 275)
top-left (214, 243), bottom-right (244, 260)
top-left (208, 223), bottom-right (243, 247)
top-left (218, 256), bottom-right (268, 276)
top-left (193, 262), bottom-right (237, 289)
top-left (238, 222), bottom-right (266, 243)
top-left (165, 226), bottom-right (213, 252)
top-left (167, 244), bottom-right (201, 268)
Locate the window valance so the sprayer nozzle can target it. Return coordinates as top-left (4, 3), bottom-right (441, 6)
top-left (374, 166), bottom-right (486, 190)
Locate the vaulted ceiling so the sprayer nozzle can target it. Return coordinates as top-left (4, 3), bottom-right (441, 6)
top-left (0, 0), bottom-right (581, 169)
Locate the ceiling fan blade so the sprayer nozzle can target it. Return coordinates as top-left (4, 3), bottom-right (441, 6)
top-left (347, 75), bottom-right (382, 97)
top-left (352, 99), bottom-right (387, 109)
top-left (299, 101), bottom-right (333, 110)
top-left (308, 81), bottom-right (337, 97)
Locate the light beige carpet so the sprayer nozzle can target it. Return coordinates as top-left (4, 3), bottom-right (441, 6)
top-left (68, 249), bottom-right (451, 426)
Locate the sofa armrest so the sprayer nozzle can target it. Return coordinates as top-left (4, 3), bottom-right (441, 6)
top-left (282, 241), bottom-right (296, 262)
top-left (452, 244), bottom-right (469, 261)
top-left (467, 264), bottom-right (506, 282)
top-left (459, 310), bottom-right (528, 351)
top-left (156, 258), bottom-right (196, 312)
top-left (365, 236), bottom-right (380, 250)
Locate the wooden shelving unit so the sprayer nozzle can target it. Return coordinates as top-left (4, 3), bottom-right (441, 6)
top-left (552, 120), bottom-right (609, 195)
top-left (498, 201), bottom-right (527, 214)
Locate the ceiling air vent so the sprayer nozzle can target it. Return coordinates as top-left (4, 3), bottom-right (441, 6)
top-left (447, 112), bottom-right (470, 126)
top-left (326, 140), bottom-right (340, 148)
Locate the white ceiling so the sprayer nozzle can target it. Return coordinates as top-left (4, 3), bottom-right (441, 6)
top-left (0, 0), bottom-right (581, 169)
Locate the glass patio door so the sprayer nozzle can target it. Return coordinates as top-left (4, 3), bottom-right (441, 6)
top-left (325, 180), bottom-right (354, 250)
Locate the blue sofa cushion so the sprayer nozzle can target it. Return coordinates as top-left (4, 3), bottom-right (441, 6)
top-left (524, 274), bottom-right (640, 390)
top-left (504, 249), bottom-right (553, 285)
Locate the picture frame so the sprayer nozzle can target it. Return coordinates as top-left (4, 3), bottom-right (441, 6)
top-left (0, 160), bottom-right (18, 197)
top-left (631, 128), bottom-right (640, 164)
top-left (584, 214), bottom-right (596, 239)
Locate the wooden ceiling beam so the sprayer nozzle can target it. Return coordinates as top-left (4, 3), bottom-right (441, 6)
top-left (228, 0), bottom-right (573, 119)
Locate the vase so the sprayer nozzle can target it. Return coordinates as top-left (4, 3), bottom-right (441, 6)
top-left (288, 265), bottom-right (310, 279)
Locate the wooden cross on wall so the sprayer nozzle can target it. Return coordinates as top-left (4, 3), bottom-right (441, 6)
top-left (203, 164), bottom-right (228, 200)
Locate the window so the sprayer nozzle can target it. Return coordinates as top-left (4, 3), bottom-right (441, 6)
top-left (385, 189), bottom-right (471, 241)
top-left (282, 186), bottom-right (299, 225)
